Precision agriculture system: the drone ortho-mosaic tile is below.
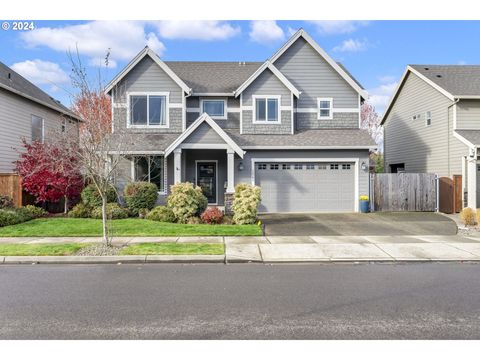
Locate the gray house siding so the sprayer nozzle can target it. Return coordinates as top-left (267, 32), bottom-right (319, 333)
top-left (273, 37), bottom-right (358, 110)
top-left (112, 56), bottom-right (184, 134)
top-left (296, 112), bottom-right (358, 129)
top-left (449, 105), bottom-right (469, 176)
top-left (384, 72), bottom-right (453, 176)
top-left (241, 68), bottom-right (292, 135)
top-left (184, 122), bottom-right (225, 144)
top-left (456, 100), bottom-right (480, 129)
top-left (0, 88), bottom-right (77, 173)
top-left (186, 96), bottom-right (240, 129)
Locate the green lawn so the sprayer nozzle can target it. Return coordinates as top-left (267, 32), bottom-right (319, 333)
top-left (120, 243), bottom-right (224, 255)
top-left (0, 243), bottom-right (88, 256)
top-left (0, 218), bottom-right (262, 237)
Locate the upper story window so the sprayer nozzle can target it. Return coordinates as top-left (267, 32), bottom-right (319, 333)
top-left (31, 115), bottom-right (44, 143)
top-left (129, 93), bottom-right (168, 127)
top-left (201, 99), bottom-right (227, 119)
top-left (253, 95), bottom-right (280, 123)
top-left (318, 98), bottom-right (333, 120)
top-left (425, 111), bottom-right (432, 126)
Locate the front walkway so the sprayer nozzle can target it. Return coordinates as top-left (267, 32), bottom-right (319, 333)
top-left (3, 234), bottom-right (480, 262)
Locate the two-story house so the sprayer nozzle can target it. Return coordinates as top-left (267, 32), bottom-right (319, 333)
top-left (0, 61), bottom-right (80, 206)
top-left (106, 29), bottom-right (376, 213)
top-left (382, 65), bottom-right (480, 209)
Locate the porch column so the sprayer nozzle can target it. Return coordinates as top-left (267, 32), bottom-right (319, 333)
top-left (226, 148), bottom-right (235, 193)
top-left (174, 148), bottom-right (182, 184)
top-left (467, 155), bottom-right (477, 209)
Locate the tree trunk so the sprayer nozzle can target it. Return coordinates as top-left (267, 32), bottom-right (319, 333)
top-left (101, 195), bottom-right (110, 246)
top-left (64, 195), bottom-right (68, 214)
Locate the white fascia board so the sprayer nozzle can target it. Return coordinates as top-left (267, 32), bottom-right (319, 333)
top-left (104, 47), bottom-right (191, 95)
top-left (455, 95), bottom-right (480, 99)
top-left (242, 145), bottom-right (377, 150)
top-left (164, 113), bottom-right (244, 158)
top-left (453, 131), bottom-right (476, 148)
top-left (234, 61), bottom-right (300, 98)
top-left (269, 29), bottom-right (368, 99)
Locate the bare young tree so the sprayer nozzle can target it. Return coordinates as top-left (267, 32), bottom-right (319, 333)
top-left (360, 101), bottom-right (383, 148)
top-left (68, 50), bottom-right (132, 246)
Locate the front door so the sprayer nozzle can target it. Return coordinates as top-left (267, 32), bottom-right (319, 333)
top-left (196, 162), bottom-right (217, 204)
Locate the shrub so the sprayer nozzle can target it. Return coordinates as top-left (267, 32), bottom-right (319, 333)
top-left (0, 195), bottom-right (14, 209)
top-left (138, 208), bottom-right (149, 219)
top-left (91, 203), bottom-right (129, 219)
top-left (167, 182), bottom-right (208, 223)
top-left (146, 206), bottom-right (176, 222)
top-left (222, 215), bottom-right (233, 225)
top-left (0, 208), bottom-right (35, 227)
top-left (201, 207), bottom-right (224, 225)
top-left (232, 183), bottom-right (261, 225)
top-left (186, 216), bottom-right (202, 225)
top-left (81, 184), bottom-right (117, 208)
top-left (22, 205), bottom-right (47, 218)
top-left (460, 207), bottom-right (476, 226)
top-left (123, 182), bottom-right (158, 216)
top-left (68, 203), bottom-right (92, 218)
top-left (475, 209), bottom-right (480, 227)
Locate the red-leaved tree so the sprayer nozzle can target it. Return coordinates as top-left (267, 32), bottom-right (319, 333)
top-left (15, 139), bottom-right (84, 212)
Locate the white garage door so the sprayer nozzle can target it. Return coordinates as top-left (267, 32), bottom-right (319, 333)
top-left (255, 162), bottom-right (355, 213)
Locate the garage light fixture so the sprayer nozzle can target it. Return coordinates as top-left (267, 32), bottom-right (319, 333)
top-left (361, 161), bottom-right (368, 171)
top-left (238, 162), bottom-right (244, 171)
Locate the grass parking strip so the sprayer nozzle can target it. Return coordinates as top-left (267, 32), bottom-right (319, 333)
top-left (0, 243), bottom-right (89, 256)
top-left (120, 243), bottom-right (225, 255)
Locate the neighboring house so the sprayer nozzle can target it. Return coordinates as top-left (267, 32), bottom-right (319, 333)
top-left (382, 65), bottom-right (480, 209)
top-left (106, 29), bottom-right (376, 213)
top-left (0, 61), bottom-right (80, 204)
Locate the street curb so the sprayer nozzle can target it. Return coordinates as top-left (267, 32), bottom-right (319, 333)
top-left (1, 255), bottom-right (225, 264)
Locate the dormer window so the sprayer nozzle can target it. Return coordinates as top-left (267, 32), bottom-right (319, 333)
top-left (201, 99), bottom-right (227, 119)
top-left (128, 92), bottom-right (168, 127)
top-left (318, 98), bottom-right (333, 120)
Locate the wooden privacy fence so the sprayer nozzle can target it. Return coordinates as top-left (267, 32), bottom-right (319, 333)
top-left (0, 173), bottom-right (23, 207)
top-left (371, 173), bottom-right (438, 212)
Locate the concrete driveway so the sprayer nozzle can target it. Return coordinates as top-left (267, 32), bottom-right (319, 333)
top-left (259, 212), bottom-right (457, 236)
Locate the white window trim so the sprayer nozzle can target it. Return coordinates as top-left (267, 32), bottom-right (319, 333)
top-left (200, 98), bottom-right (227, 120)
top-left (317, 98), bottom-right (333, 120)
top-left (31, 114), bottom-right (44, 143)
top-left (425, 111), bottom-right (432, 127)
top-left (127, 91), bottom-right (170, 129)
top-left (252, 95), bottom-right (281, 124)
top-left (130, 155), bottom-right (167, 195)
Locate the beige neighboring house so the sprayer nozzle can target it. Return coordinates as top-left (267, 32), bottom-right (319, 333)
top-left (0, 61), bottom-right (80, 205)
top-left (382, 65), bottom-right (480, 209)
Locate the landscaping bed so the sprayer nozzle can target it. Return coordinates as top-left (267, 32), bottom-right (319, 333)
top-left (0, 218), bottom-right (262, 237)
top-left (0, 242), bottom-right (225, 256)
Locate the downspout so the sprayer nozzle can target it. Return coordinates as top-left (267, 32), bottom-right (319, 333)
top-left (447, 98), bottom-right (460, 176)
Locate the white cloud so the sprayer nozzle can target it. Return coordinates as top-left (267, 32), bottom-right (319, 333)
top-left (287, 27), bottom-right (298, 37)
top-left (21, 21), bottom-right (165, 68)
top-left (11, 59), bottom-right (69, 92)
top-left (309, 21), bottom-right (370, 35)
top-left (333, 38), bottom-right (369, 53)
top-left (458, 60), bottom-right (467, 65)
top-left (367, 81), bottom-right (398, 114)
top-left (249, 21), bottom-right (285, 44)
top-left (378, 75), bottom-right (396, 83)
top-left (155, 21), bottom-right (240, 41)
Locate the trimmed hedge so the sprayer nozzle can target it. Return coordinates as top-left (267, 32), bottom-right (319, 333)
top-left (81, 184), bottom-right (118, 208)
top-left (0, 205), bottom-right (45, 227)
top-left (167, 182), bottom-right (208, 224)
top-left (91, 203), bottom-right (129, 219)
top-left (232, 183), bottom-right (261, 225)
top-left (146, 206), bottom-right (176, 222)
top-left (124, 182), bottom-right (158, 216)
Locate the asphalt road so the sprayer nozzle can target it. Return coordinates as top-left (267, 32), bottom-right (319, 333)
top-left (1, 263), bottom-right (480, 339)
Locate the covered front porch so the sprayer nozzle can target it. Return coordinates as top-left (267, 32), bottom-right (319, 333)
top-left (165, 113), bottom-right (245, 207)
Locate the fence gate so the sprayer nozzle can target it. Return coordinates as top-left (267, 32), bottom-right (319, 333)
top-left (439, 177), bottom-right (453, 214)
top-left (371, 173), bottom-right (437, 212)
top-left (0, 173), bottom-right (22, 207)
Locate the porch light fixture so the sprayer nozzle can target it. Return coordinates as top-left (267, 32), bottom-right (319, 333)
top-left (238, 162), bottom-right (244, 171)
top-left (361, 161), bottom-right (368, 172)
